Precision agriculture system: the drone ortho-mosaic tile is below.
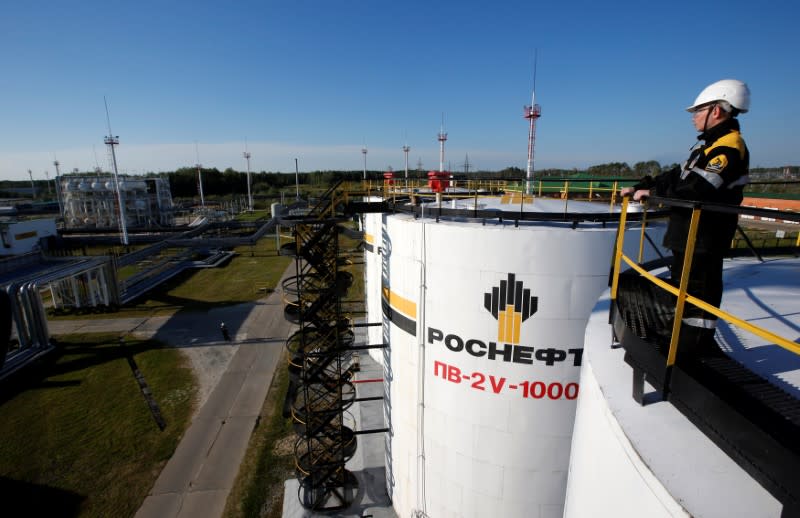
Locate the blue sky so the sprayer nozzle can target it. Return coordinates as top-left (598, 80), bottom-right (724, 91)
top-left (1, 0), bottom-right (798, 181)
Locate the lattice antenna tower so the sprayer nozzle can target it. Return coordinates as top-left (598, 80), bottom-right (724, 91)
top-left (523, 50), bottom-right (542, 194)
top-left (103, 97), bottom-right (129, 245)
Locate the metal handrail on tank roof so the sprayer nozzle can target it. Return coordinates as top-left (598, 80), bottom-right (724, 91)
top-left (611, 195), bottom-right (800, 368)
top-left (609, 194), bottom-right (800, 515)
top-left (330, 177), bottom-right (670, 224)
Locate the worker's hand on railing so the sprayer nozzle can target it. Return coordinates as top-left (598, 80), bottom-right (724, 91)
top-left (620, 187), bottom-right (650, 202)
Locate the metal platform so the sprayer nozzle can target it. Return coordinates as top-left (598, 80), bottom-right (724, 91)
top-left (613, 259), bottom-right (800, 516)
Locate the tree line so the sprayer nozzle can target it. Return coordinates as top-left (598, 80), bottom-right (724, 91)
top-left (2, 163), bottom-right (798, 200)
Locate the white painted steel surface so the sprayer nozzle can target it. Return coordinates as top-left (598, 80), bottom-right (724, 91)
top-left (366, 202), bottom-right (667, 518)
top-left (363, 211), bottom-right (385, 365)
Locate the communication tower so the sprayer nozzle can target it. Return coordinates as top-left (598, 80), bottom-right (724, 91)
top-left (524, 54), bottom-right (542, 194)
top-left (243, 142), bottom-right (253, 211)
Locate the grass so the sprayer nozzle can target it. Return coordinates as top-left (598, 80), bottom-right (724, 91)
top-left (732, 228), bottom-right (799, 249)
top-left (235, 210), bottom-right (272, 222)
top-left (0, 333), bottom-right (196, 518)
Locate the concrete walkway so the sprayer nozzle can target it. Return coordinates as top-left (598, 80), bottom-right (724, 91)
top-left (48, 266), bottom-right (295, 518)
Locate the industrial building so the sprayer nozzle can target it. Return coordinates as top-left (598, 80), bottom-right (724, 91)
top-left (60, 175), bottom-right (174, 230)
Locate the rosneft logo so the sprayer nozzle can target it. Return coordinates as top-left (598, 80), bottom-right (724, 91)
top-left (484, 273), bottom-right (538, 344)
top-left (427, 273), bottom-right (582, 366)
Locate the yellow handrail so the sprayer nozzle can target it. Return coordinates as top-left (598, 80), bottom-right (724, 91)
top-left (611, 196), bottom-right (800, 365)
top-left (610, 196), bottom-right (630, 300)
top-left (619, 255), bottom-right (800, 356)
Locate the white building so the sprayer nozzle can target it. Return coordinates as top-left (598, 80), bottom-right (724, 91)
top-left (0, 219), bottom-right (57, 256)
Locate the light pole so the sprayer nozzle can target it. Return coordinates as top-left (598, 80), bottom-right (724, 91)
top-left (294, 158), bottom-right (300, 199)
top-left (243, 149), bottom-right (253, 211)
top-left (53, 159), bottom-right (64, 220)
top-left (362, 146), bottom-right (367, 180)
top-left (27, 170), bottom-right (36, 199)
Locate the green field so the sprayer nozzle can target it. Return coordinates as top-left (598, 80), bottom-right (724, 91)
top-left (0, 333), bottom-right (196, 517)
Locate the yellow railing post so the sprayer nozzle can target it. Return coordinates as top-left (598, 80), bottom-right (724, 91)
top-left (665, 207), bottom-right (702, 368)
top-left (610, 181), bottom-right (619, 211)
top-left (610, 196), bottom-right (630, 301)
top-left (637, 207), bottom-right (648, 264)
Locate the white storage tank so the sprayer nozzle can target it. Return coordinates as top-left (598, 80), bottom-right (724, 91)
top-left (365, 197), bottom-right (667, 518)
top-left (362, 200), bottom-right (385, 366)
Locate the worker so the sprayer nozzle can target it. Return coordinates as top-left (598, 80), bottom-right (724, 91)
top-left (621, 79), bottom-right (751, 356)
top-left (220, 322), bottom-right (231, 341)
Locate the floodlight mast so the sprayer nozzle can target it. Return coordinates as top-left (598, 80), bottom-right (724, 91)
top-left (362, 146), bottom-right (368, 180)
top-left (402, 144), bottom-right (410, 180)
top-left (243, 143), bottom-right (253, 211)
top-left (195, 142), bottom-right (205, 208)
top-left (294, 158), bottom-right (300, 199)
top-left (104, 96), bottom-right (128, 245)
top-left (27, 170), bottom-right (35, 199)
top-left (53, 159), bottom-right (65, 219)
top-left (438, 114), bottom-right (447, 172)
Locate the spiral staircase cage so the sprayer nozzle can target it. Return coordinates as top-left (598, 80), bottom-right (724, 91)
top-left (280, 189), bottom-right (359, 511)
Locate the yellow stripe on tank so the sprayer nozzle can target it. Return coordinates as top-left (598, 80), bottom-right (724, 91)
top-left (382, 287), bottom-right (417, 319)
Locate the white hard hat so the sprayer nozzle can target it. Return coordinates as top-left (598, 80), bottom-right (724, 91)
top-left (686, 79), bottom-right (751, 114)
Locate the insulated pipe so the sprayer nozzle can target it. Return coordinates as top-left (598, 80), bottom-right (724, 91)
top-left (31, 281), bottom-right (50, 349)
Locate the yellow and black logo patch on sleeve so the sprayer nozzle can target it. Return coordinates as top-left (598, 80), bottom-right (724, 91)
top-left (705, 155), bottom-right (728, 173)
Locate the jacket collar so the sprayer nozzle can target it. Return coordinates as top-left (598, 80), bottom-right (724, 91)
top-left (699, 117), bottom-right (740, 143)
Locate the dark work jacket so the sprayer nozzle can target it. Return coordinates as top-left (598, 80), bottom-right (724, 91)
top-left (633, 118), bottom-right (749, 253)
